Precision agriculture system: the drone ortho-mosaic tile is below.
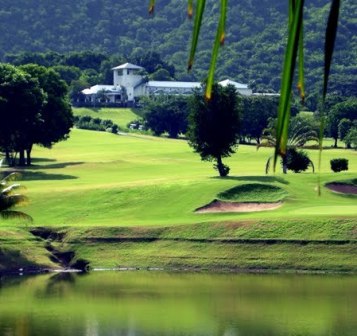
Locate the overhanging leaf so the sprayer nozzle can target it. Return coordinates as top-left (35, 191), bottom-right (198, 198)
top-left (205, 0), bottom-right (227, 99)
top-left (188, 0), bottom-right (206, 71)
top-left (323, 0), bottom-right (340, 100)
top-left (149, 0), bottom-right (155, 15)
top-left (318, 0), bottom-right (340, 194)
top-left (188, 0), bottom-right (193, 18)
top-left (273, 0), bottom-right (304, 172)
top-left (297, 20), bottom-right (305, 103)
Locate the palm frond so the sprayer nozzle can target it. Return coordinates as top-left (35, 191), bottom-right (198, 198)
top-left (273, 0), bottom-right (304, 172)
top-left (0, 210), bottom-right (32, 222)
top-left (323, 0), bottom-right (340, 100)
top-left (297, 20), bottom-right (305, 103)
top-left (265, 156), bottom-right (273, 174)
top-left (205, 0), bottom-right (227, 100)
top-left (0, 194), bottom-right (28, 210)
top-left (1, 172), bottom-right (22, 184)
top-left (1, 183), bottom-right (24, 195)
top-left (318, 0), bottom-right (340, 194)
top-left (188, 0), bottom-right (207, 71)
top-left (188, 0), bottom-right (193, 18)
top-left (148, 0), bottom-right (155, 14)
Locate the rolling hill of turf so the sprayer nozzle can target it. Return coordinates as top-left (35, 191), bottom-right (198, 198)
top-left (0, 128), bottom-right (356, 272)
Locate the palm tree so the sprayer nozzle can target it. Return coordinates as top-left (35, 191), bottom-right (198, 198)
top-left (0, 160), bottom-right (32, 221)
top-left (259, 119), bottom-right (317, 174)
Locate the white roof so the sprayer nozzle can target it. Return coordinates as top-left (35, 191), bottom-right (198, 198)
top-left (112, 63), bottom-right (144, 70)
top-left (252, 92), bottom-right (280, 96)
top-left (82, 85), bottom-right (121, 95)
top-left (218, 79), bottom-right (249, 89)
top-left (147, 81), bottom-right (201, 89)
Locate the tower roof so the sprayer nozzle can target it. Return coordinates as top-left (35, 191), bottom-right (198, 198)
top-left (112, 63), bottom-right (144, 70)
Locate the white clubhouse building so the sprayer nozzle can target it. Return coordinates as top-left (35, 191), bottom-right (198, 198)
top-left (82, 63), bottom-right (253, 106)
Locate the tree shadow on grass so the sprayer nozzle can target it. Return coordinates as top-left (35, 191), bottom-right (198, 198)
top-left (30, 157), bottom-right (57, 164)
top-left (29, 161), bottom-right (84, 170)
top-left (19, 171), bottom-right (78, 181)
top-left (1, 170), bottom-right (77, 181)
top-left (211, 175), bottom-right (289, 185)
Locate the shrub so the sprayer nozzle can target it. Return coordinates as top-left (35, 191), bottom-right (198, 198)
top-left (286, 148), bottom-right (312, 173)
top-left (330, 158), bottom-right (349, 172)
top-left (75, 115), bottom-right (119, 133)
top-left (101, 119), bottom-right (114, 128)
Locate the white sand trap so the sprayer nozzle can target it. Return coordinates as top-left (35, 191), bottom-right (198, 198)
top-left (195, 200), bottom-right (282, 213)
top-left (326, 183), bottom-right (357, 195)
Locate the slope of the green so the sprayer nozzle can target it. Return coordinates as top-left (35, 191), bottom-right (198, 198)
top-left (0, 129), bottom-right (356, 272)
top-left (217, 183), bottom-right (288, 203)
top-left (1, 128), bottom-right (354, 227)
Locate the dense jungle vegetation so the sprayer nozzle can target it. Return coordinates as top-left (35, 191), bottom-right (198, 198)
top-left (0, 0), bottom-right (355, 96)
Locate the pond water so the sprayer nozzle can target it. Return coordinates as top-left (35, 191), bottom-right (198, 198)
top-left (0, 272), bottom-right (356, 336)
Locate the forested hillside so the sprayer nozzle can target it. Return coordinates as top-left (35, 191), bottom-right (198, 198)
top-left (0, 0), bottom-right (355, 94)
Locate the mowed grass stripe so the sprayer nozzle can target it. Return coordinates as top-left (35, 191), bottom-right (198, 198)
top-left (3, 128), bottom-right (355, 227)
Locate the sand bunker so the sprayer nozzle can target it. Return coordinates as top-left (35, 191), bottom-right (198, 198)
top-left (326, 183), bottom-right (357, 195)
top-left (195, 200), bottom-right (282, 213)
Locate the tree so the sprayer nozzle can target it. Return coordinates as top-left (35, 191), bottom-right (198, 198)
top-left (262, 115), bottom-right (318, 173)
top-left (0, 64), bottom-right (45, 166)
top-left (344, 127), bottom-right (357, 150)
top-left (20, 64), bottom-right (73, 165)
top-left (52, 65), bottom-right (81, 86)
top-left (327, 97), bottom-right (357, 147)
top-left (338, 118), bottom-right (352, 148)
top-left (240, 96), bottom-right (278, 144)
top-left (142, 95), bottom-right (189, 138)
top-left (187, 83), bottom-right (241, 177)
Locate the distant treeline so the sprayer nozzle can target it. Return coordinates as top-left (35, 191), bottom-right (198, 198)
top-left (0, 0), bottom-right (355, 99)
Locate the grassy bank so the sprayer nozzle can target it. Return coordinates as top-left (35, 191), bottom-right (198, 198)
top-left (0, 128), bottom-right (356, 272)
top-left (73, 107), bottom-right (141, 129)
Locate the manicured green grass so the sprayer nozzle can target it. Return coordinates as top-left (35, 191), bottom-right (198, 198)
top-left (217, 183), bottom-right (288, 202)
top-left (2, 128), bottom-right (355, 227)
top-left (73, 107), bottom-right (141, 129)
top-left (0, 128), bottom-right (355, 272)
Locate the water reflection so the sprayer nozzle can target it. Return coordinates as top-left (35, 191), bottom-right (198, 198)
top-left (0, 272), bottom-right (356, 336)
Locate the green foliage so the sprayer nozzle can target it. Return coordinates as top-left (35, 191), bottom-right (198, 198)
top-left (142, 95), bottom-right (189, 138)
top-left (19, 64), bottom-right (74, 152)
top-left (0, 172), bottom-right (32, 221)
top-left (344, 127), bottom-right (357, 149)
top-left (240, 96), bottom-right (279, 143)
top-left (217, 183), bottom-right (288, 203)
top-left (286, 147), bottom-right (313, 173)
top-left (0, 64), bottom-right (45, 166)
top-left (74, 115), bottom-right (120, 134)
top-left (338, 118), bottom-right (352, 144)
top-left (327, 97), bottom-right (357, 147)
top-left (330, 158), bottom-right (348, 172)
top-left (261, 114), bottom-right (319, 148)
top-left (0, 1), bottom-right (354, 95)
top-left (187, 83), bottom-right (241, 176)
